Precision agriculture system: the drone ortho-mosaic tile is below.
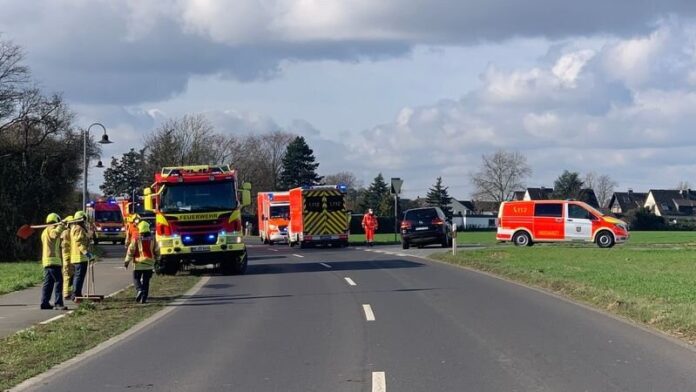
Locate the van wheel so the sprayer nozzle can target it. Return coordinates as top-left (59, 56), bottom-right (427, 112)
top-left (512, 231), bottom-right (532, 247)
top-left (596, 231), bottom-right (615, 248)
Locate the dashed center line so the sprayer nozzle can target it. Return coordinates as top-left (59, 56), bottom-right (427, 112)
top-left (39, 313), bottom-right (68, 325)
top-left (344, 277), bottom-right (357, 286)
top-left (319, 262), bottom-right (332, 268)
top-left (372, 371), bottom-right (386, 392)
top-left (363, 304), bottom-right (376, 321)
top-left (270, 249), bottom-right (279, 252)
top-left (293, 254), bottom-right (304, 258)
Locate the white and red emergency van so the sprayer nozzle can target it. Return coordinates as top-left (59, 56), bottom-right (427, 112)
top-left (257, 191), bottom-right (290, 244)
top-left (496, 200), bottom-right (629, 248)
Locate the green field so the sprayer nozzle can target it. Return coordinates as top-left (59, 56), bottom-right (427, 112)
top-left (433, 235), bottom-right (696, 343)
top-left (0, 262), bottom-right (42, 295)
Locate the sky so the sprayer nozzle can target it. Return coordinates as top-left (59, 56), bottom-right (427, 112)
top-left (2, 1), bottom-right (696, 199)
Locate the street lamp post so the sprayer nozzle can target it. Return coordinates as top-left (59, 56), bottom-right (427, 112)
top-left (83, 123), bottom-right (113, 211)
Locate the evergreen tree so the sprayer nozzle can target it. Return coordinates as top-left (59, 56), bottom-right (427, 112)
top-left (552, 170), bottom-right (584, 199)
top-left (278, 136), bottom-right (321, 190)
top-left (360, 173), bottom-right (391, 215)
top-left (100, 148), bottom-right (147, 197)
top-left (425, 177), bottom-right (453, 218)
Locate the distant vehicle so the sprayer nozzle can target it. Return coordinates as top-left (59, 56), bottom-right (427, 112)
top-left (400, 207), bottom-right (452, 249)
top-left (87, 198), bottom-right (125, 245)
top-left (496, 200), bottom-right (629, 248)
top-left (257, 191), bottom-right (290, 245)
top-left (288, 185), bottom-right (350, 248)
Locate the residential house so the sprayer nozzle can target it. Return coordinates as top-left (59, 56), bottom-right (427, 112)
top-left (578, 189), bottom-right (600, 209)
top-left (524, 187), bottom-right (553, 200)
top-left (448, 199), bottom-right (499, 229)
top-left (607, 190), bottom-right (648, 215)
top-left (512, 191), bottom-right (526, 201)
top-left (644, 189), bottom-right (696, 223)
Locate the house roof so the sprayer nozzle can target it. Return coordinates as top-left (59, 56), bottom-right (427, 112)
top-left (472, 200), bottom-right (500, 213)
top-left (578, 188), bottom-right (600, 208)
top-left (526, 187), bottom-right (553, 200)
top-left (610, 191), bottom-right (648, 212)
top-left (512, 191), bottom-right (526, 201)
top-left (649, 189), bottom-right (696, 216)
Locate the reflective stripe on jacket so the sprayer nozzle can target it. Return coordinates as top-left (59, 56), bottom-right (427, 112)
top-left (60, 228), bottom-right (71, 264)
top-left (70, 225), bottom-right (90, 264)
top-left (126, 235), bottom-right (157, 271)
top-left (41, 226), bottom-right (64, 267)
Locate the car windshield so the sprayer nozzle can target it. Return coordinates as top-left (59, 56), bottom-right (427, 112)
top-left (405, 209), bottom-right (437, 221)
top-left (270, 204), bottom-right (289, 219)
top-left (94, 210), bottom-right (122, 223)
top-left (160, 181), bottom-right (237, 213)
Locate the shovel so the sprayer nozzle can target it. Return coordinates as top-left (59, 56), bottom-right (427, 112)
top-left (16, 218), bottom-right (85, 240)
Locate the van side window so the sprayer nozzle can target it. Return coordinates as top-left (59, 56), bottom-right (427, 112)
top-left (534, 203), bottom-right (562, 217)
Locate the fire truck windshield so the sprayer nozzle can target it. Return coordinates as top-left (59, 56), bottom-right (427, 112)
top-left (161, 180), bottom-right (237, 213)
top-left (95, 210), bottom-right (123, 223)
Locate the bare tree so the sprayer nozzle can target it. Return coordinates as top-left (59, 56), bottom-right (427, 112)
top-left (261, 130), bottom-right (294, 190)
top-left (676, 181), bottom-right (691, 191)
top-left (585, 172), bottom-right (618, 208)
top-left (470, 150), bottom-right (532, 202)
top-left (323, 171), bottom-right (362, 189)
top-left (143, 114), bottom-right (218, 175)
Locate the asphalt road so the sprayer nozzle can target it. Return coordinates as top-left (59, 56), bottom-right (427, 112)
top-left (22, 244), bottom-right (696, 391)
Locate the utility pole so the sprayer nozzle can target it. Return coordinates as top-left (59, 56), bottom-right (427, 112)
top-left (390, 178), bottom-right (403, 243)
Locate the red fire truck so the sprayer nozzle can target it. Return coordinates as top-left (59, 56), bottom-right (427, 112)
top-left (288, 185), bottom-right (349, 248)
top-left (257, 191), bottom-right (290, 245)
top-left (143, 165), bottom-right (252, 275)
top-left (87, 198), bottom-right (126, 245)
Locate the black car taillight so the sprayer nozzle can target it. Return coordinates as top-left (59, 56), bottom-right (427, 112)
top-left (432, 217), bottom-right (444, 225)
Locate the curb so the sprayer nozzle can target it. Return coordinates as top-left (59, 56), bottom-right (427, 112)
top-left (10, 276), bottom-right (210, 392)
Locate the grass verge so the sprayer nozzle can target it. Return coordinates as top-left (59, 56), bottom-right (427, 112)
top-left (0, 274), bottom-right (199, 390)
top-left (433, 245), bottom-right (696, 344)
top-left (0, 262), bottom-right (42, 295)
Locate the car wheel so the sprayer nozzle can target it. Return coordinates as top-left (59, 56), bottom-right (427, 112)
top-left (441, 235), bottom-right (450, 248)
top-left (512, 231), bottom-right (532, 247)
top-left (402, 240), bottom-right (410, 249)
top-left (596, 231), bottom-right (615, 248)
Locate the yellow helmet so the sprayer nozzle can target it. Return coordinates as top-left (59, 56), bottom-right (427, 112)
top-left (64, 215), bottom-right (74, 223)
top-left (130, 214), bottom-right (141, 223)
top-left (74, 211), bottom-right (87, 221)
top-left (137, 221), bottom-right (151, 234)
top-left (46, 213), bottom-right (61, 224)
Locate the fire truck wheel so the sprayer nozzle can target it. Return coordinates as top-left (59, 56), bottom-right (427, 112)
top-left (158, 257), bottom-right (179, 275)
top-left (512, 231), bottom-right (532, 247)
top-left (596, 231), bottom-right (615, 248)
top-left (233, 253), bottom-right (248, 275)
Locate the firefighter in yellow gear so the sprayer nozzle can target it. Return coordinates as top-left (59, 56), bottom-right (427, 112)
top-left (41, 213), bottom-right (68, 310)
top-left (60, 215), bottom-right (75, 300)
top-left (125, 221), bottom-right (157, 303)
top-left (70, 210), bottom-right (95, 299)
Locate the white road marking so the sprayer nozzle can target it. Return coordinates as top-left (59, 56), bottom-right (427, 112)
top-left (372, 371), bottom-right (386, 392)
top-left (293, 254), bottom-right (304, 258)
top-left (270, 249), bottom-right (279, 252)
top-left (319, 263), bottom-right (332, 268)
top-left (363, 304), bottom-right (376, 321)
top-left (344, 277), bottom-right (357, 286)
top-left (397, 254), bottom-right (408, 257)
top-left (39, 313), bottom-right (67, 325)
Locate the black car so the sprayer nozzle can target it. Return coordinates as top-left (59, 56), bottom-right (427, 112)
top-left (400, 207), bottom-right (452, 249)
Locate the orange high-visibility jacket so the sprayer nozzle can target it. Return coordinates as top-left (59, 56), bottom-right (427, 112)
top-left (362, 213), bottom-right (378, 230)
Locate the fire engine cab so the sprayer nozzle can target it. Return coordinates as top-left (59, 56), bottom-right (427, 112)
top-left (496, 200), bottom-right (629, 248)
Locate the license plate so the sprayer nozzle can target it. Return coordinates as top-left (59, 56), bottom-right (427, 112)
top-left (415, 227), bottom-right (428, 231)
top-left (191, 246), bottom-right (210, 252)
top-left (320, 235), bottom-right (333, 240)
